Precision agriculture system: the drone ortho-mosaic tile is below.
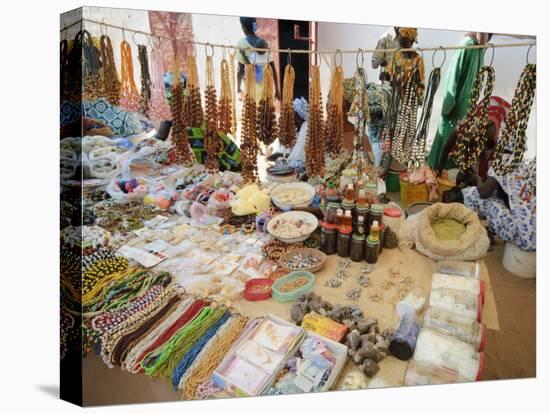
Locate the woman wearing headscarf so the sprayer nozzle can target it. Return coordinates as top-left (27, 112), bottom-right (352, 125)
top-left (386, 27), bottom-right (425, 103)
top-left (427, 32), bottom-right (491, 169)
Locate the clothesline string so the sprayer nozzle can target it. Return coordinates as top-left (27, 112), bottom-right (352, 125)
top-left (61, 18), bottom-right (537, 57)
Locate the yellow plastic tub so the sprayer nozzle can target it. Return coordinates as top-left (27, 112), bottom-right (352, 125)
top-left (399, 172), bottom-right (429, 209)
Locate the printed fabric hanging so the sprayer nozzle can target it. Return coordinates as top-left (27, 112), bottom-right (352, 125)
top-left (409, 66), bottom-right (441, 169)
top-left (305, 64), bottom-right (325, 178)
top-left (82, 30), bottom-right (104, 101)
top-left (218, 56), bottom-right (233, 136)
top-left (240, 64), bottom-right (259, 183)
top-left (119, 40), bottom-right (141, 112)
top-left (138, 44), bottom-right (152, 114)
top-left (278, 62), bottom-right (297, 148)
top-left (169, 59), bottom-right (194, 166)
top-left (257, 60), bottom-right (278, 146)
top-left (325, 63), bottom-right (345, 156)
top-left (184, 55), bottom-right (204, 128)
top-left (100, 35), bottom-right (121, 106)
top-left (449, 65), bottom-right (495, 171)
top-left (204, 53), bottom-right (220, 173)
top-left (391, 68), bottom-right (420, 165)
top-left (491, 63), bottom-right (536, 175)
top-left (148, 47), bottom-right (172, 123)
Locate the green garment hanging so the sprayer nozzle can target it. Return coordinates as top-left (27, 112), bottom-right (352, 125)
top-left (427, 36), bottom-right (484, 169)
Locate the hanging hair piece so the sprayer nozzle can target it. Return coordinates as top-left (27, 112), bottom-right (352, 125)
top-left (240, 64), bottom-right (259, 183)
top-left (278, 62), bottom-right (296, 147)
top-left (257, 61), bottom-right (278, 145)
top-left (184, 54), bottom-right (204, 128)
top-left (305, 64), bottom-right (325, 178)
top-left (204, 51), bottom-right (220, 173)
top-left (218, 57), bottom-right (233, 135)
top-left (492, 63), bottom-right (536, 175)
top-left (450, 65), bottom-right (495, 171)
top-left (169, 59), bottom-right (194, 166)
top-left (138, 44), bottom-right (152, 114)
top-left (100, 35), bottom-right (121, 106)
top-left (119, 40), bottom-right (141, 112)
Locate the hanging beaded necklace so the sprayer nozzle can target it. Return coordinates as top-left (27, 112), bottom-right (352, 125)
top-left (100, 35), bottom-right (121, 106)
top-left (380, 68), bottom-right (403, 153)
top-left (119, 40), bottom-right (141, 112)
top-left (491, 63), bottom-right (536, 175)
top-left (218, 56), bottom-right (233, 135)
top-left (229, 49), bottom-right (238, 136)
top-left (184, 55), bottom-right (204, 128)
top-left (325, 64), bottom-right (345, 156)
top-left (257, 60), bottom-right (278, 146)
top-left (82, 30), bottom-right (104, 101)
top-left (204, 53), bottom-right (220, 172)
top-left (137, 44), bottom-right (152, 114)
top-left (278, 62), bottom-right (297, 148)
top-left (240, 64), bottom-right (259, 183)
top-left (148, 46), bottom-right (172, 123)
top-left (391, 68), bottom-right (420, 165)
top-left (305, 64), bottom-right (326, 178)
top-left (409, 66), bottom-right (441, 169)
top-left (450, 66), bottom-right (495, 171)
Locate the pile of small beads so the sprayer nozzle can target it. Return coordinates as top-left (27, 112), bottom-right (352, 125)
top-left (279, 276), bottom-right (310, 293)
top-left (82, 250), bottom-right (129, 295)
top-left (262, 239), bottom-right (305, 261)
top-left (281, 251), bottom-right (323, 270)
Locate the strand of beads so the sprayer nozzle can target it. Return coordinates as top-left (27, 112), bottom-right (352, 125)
top-left (491, 63), bottom-right (536, 175)
top-left (257, 62), bottom-right (278, 145)
top-left (119, 40), bottom-right (141, 112)
top-left (240, 64), bottom-right (259, 183)
top-left (278, 63), bottom-right (297, 148)
top-left (229, 50), bottom-right (238, 136)
top-left (100, 35), bottom-right (120, 105)
top-left (138, 44), bottom-right (152, 114)
top-left (392, 69), bottom-right (419, 165)
top-left (450, 66), bottom-right (495, 171)
top-left (218, 59), bottom-right (233, 135)
top-left (184, 55), bottom-right (204, 128)
top-left (204, 54), bottom-right (220, 172)
top-left (325, 64), bottom-right (345, 156)
top-left (306, 64), bottom-right (326, 178)
top-left (169, 59), bottom-right (195, 166)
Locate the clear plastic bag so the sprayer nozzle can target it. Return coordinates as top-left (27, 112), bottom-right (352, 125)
top-left (404, 360), bottom-right (469, 386)
top-left (429, 287), bottom-right (482, 322)
top-left (436, 260), bottom-right (480, 279)
top-left (423, 307), bottom-right (486, 351)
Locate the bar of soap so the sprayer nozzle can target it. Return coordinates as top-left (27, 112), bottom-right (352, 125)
top-left (249, 191), bottom-right (270, 213)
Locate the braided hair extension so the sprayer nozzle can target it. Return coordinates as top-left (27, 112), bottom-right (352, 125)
top-left (491, 64), bottom-right (536, 175)
top-left (100, 35), bottom-right (121, 105)
top-left (449, 66), bottom-right (495, 171)
top-left (410, 66), bottom-right (441, 169)
top-left (138, 44), bottom-right (152, 114)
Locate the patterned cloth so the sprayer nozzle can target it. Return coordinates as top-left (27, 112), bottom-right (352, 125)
top-left (186, 127), bottom-right (241, 172)
top-left (387, 50), bottom-right (425, 102)
top-left (398, 27), bottom-right (418, 42)
top-left (462, 160), bottom-right (536, 251)
top-left (83, 98), bottom-right (143, 137)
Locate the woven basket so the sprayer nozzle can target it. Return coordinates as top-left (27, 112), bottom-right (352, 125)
top-left (278, 248), bottom-right (327, 273)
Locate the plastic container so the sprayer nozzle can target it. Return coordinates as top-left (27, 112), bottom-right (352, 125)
top-left (396, 286), bottom-right (427, 318)
top-left (423, 307), bottom-right (487, 351)
top-left (354, 205), bottom-right (370, 230)
top-left (382, 205), bottom-right (404, 234)
top-left (320, 222), bottom-right (337, 255)
top-left (431, 273), bottom-right (485, 304)
top-left (369, 204), bottom-right (383, 229)
top-left (243, 278), bottom-right (274, 301)
top-left (436, 260), bottom-right (480, 280)
top-left (389, 313), bottom-right (421, 361)
top-left (350, 234), bottom-right (365, 262)
top-left (337, 226), bottom-right (352, 258)
top-left (502, 241), bottom-right (536, 279)
top-left (365, 236), bottom-right (379, 264)
top-left (429, 288), bottom-right (482, 322)
top-left (385, 170), bottom-right (401, 193)
top-left (404, 360), bottom-right (469, 386)
top-left (272, 271), bottom-right (316, 302)
top-left (325, 202), bottom-right (339, 224)
top-left (413, 328), bottom-right (484, 381)
top-left (399, 172), bottom-right (429, 209)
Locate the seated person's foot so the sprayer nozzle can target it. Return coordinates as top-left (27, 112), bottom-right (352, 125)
top-left (268, 152), bottom-right (284, 162)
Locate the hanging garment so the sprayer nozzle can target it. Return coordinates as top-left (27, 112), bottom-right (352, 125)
top-left (427, 35), bottom-right (484, 169)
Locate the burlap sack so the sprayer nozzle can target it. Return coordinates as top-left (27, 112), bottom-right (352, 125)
top-left (414, 203), bottom-right (489, 260)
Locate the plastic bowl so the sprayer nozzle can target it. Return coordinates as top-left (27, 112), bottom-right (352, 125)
top-left (272, 271), bottom-right (316, 302)
top-left (269, 182), bottom-right (316, 210)
top-left (266, 211), bottom-right (319, 244)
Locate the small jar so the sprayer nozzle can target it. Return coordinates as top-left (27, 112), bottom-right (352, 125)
top-left (365, 235), bottom-right (379, 264)
top-left (337, 226), bottom-right (353, 257)
top-left (320, 222), bottom-right (338, 255)
top-left (325, 181), bottom-right (340, 204)
top-left (369, 204), bottom-right (383, 229)
top-left (325, 202), bottom-right (339, 224)
top-left (350, 234), bottom-right (366, 262)
top-left (354, 205), bottom-right (370, 230)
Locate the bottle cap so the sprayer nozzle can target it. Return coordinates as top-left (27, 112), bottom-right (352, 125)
top-left (336, 208), bottom-right (344, 215)
top-left (372, 220), bottom-right (379, 227)
top-left (328, 181), bottom-right (335, 189)
top-left (344, 210), bottom-right (352, 217)
top-left (347, 183), bottom-right (354, 189)
top-left (358, 216), bottom-right (364, 223)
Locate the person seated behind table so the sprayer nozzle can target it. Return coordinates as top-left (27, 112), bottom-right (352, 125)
top-left (386, 27), bottom-right (425, 103)
top-left (236, 17), bottom-right (280, 102)
top-left (436, 96), bottom-right (511, 180)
